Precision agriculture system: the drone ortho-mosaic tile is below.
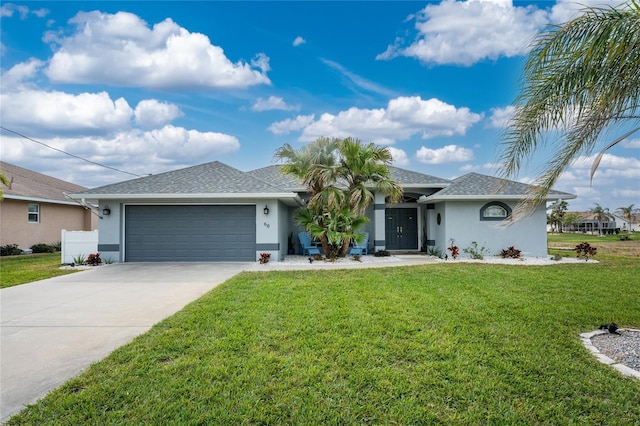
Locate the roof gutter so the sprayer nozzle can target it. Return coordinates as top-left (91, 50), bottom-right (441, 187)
top-left (418, 193), bottom-right (577, 203)
top-left (2, 194), bottom-right (86, 206)
top-left (68, 192), bottom-right (305, 206)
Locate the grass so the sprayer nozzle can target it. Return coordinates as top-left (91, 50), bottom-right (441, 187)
top-left (7, 257), bottom-right (640, 424)
top-left (547, 232), bottom-right (640, 257)
top-left (0, 253), bottom-right (78, 289)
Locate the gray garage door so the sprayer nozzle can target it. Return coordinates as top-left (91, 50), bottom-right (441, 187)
top-left (125, 205), bottom-right (256, 261)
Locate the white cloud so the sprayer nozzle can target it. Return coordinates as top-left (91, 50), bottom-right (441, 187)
top-left (0, 3), bottom-right (29, 19)
top-left (487, 105), bottom-right (515, 129)
top-left (612, 188), bottom-right (640, 198)
top-left (0, 3), bottom-right (48, 19)
top-left (321, 58), bottom-right (398, 98)
top-left (0, 59), bottom-right (44, 90)
top-left (44, 11), bottom-right (271, 90)
top-left (377, 0), bottom-right (548, 66)
top-left (0, 126), bottom-right (240, 186)
top-left (0, 89), bottom-right (133, 135)
top-left (459, 162), bottom-right (502, 172)
top-left (550, 0), bottom-right (628, 24)
top-left (415, 145), bottom-right (474, 164)
top-left (31, 8), bottom-right (49, 18)
top-left (251, 96), bottom-right (300, 112)
top-left (134, 99), bottom-right (183, 128)
top-left (387, 147), bottom-right (409, 166)
top-left (267, 114), bottom-right (315, 135)
top-left (293, 36), bottom-right (306, 47)
top-left (294, 96), bottom-right (481, 143)
top-left (552, 152), bottom-right (639, 211)
top-left (621, 138), bottom-right (640, 149)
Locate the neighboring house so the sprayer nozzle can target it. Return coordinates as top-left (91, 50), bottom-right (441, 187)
top-left (559, 212), bottom-right (618, 234)
top-left (613, 214), bottom-right (639, 232)
top-left (70, 161), bottom-right (575, 262)
top-left (0, 162), bottom-right (98, 250)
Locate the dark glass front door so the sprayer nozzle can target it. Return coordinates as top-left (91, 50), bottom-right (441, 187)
top-left (385, 208), bottom-right (418, 250)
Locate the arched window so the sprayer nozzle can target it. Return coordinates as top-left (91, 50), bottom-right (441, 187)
top-left (480, 202), bottom-right (512, 221)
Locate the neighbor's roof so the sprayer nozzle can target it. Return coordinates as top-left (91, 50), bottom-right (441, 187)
top-left (0, 161), bottom-right (87, 205)
top-left (421, 172), bottom-right (576, 202)
top-left (71, 161), bottom-right (302, 202)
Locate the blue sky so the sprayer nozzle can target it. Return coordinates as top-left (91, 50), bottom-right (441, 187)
top-left (1, 0), bottom-right (637, 212)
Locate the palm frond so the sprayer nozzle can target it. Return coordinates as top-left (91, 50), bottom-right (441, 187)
top-left (499, 2), bottom-right (640, 214)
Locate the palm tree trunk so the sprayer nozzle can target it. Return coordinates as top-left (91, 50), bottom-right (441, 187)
top-left (338, 239), bottom-right (350, 257)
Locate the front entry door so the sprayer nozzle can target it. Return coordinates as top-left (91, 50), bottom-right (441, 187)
top-left (385, 208), bottom-right (418, 250)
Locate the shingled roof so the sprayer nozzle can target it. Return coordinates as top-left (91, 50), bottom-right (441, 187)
top-left (73, 161), bottom-right (299, 199)
top-left (388, 166), bottom-right (451, 187)
top-left (247, 164), bottom-right (451, 191)
top-left (1, 161), bottom-right (87, 204)
top-left (423, 172), bottom-right (576, 201)
top-left (247, 165), bottom-right (307, 192)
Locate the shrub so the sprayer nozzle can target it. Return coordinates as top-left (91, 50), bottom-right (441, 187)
top-left (619, 234), bottom-right (631, 241)
top-left (86, 253), bottom-right (102, 266)
top-left (258, 253), bottom-right (271, 264)
top-left (30, 243), bottom-right (55, 253)
top-left (426, 246), bottom-right (442, 258)
top-left (1, 244), bottom-right (22, 256)
top-left (575, 242), bottom-right (597, 261)
top-left (463, 241), bottom-right (488, 260)
top-left (499, 246), bottom-right (522, 259)
top-left (72, 254), bottom-right (86, 265)
top-left (551, 253), bottom-right (563, 261)
top-left (447, 239), bottom-right (459, 260)
top-left (50, 241), bottom-right (62, 251)
top-left (374, 250), bottom-right (390, 257)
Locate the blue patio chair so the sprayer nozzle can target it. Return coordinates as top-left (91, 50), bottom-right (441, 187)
top-left (350, 232), bottom-right (369, 255)
top-left (298, 232), bottom-right (320, 256)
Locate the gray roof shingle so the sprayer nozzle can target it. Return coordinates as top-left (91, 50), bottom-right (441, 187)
top-left (247, 165), bottom-right (307, 191)
top-left (1, 161), bottom-right (87, 202)
top-left (388, 166), bottom-right (451, 186)
top-left (75, 161), bottom-right (293, 195)
top-left (425, 172), bottom-right (576, 200)
top-left (247, 164), bottom-right (451, 190)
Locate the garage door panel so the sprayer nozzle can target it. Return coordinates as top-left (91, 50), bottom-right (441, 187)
top-left (125, 205), bottom-right (256, 262)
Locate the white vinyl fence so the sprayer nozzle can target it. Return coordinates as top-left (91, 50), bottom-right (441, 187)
top-left (61, 230), bottom-right (98, 264)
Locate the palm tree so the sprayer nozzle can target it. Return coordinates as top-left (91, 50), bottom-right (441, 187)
top-left (276, 137), bottom-right (403, 257)
top-left (547, 200), bottom-right (568, 233)
top-left (616, 204), bottom-right (639, 230)
top-left (275, 138), bottom-right (341, 256)
top-left (0, 171), bottom-right (10, 201)
top-left (616, 204), bottom-right (637, 219)
top-left (333, 138), bottom-right (403, 255)
top-left (336, 138), bottom-right (403, 215)
top-left (499, 2), bottom-right (640, 217)
top-left (589, 203), bottom-right (612, 235)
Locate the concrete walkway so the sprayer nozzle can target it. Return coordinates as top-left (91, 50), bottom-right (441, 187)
top-left (0, 262), bottom-right (250, 422)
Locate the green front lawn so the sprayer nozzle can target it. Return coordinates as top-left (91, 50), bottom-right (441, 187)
top-left (548, 232), bottom-right (637, 243)
top-left (0, 253), bottom-right (78, 289)
top-left (7, 258), bottom-right (640, 424)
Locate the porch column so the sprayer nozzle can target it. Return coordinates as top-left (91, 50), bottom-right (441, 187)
top-left (425, 203), bottom-right (436, 248)
top-left (373, 192), bottom-right (386, 253)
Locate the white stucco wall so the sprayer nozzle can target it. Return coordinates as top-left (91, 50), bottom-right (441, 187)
top-left (440, 200), bottom-right (548, 258)
top-left (97, 201), bottom-right (122, 262)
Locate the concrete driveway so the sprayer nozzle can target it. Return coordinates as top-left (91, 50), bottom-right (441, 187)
top-left (0, 262), bottom-right (250, 422)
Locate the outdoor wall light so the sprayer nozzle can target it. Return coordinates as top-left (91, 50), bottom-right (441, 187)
top-left (103, 206), bottom-right (111, 216)
top-left (263, 205), bottom-right (270, 215)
